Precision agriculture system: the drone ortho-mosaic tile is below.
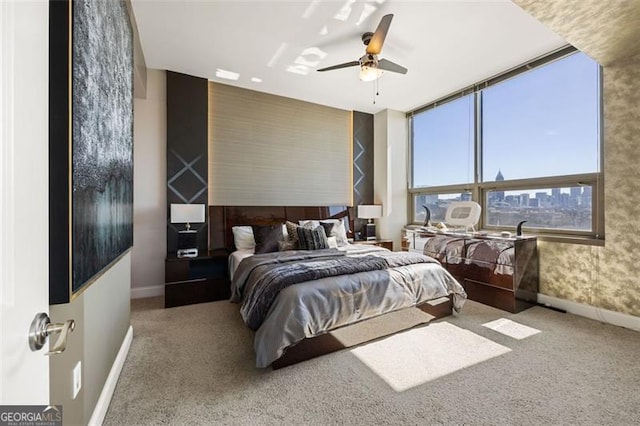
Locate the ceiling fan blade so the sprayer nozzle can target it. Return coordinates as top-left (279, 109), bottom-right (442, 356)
top-left (377, 59), bottom-right (408, 75)
top-left (366, 14), bottom-right (393, 55)
top-left (317, 60), bottom-right (360, 72)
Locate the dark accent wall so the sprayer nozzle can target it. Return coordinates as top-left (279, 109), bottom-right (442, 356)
top-left (166, 71), bottom-right (209, 253)
top-left (353, 111), bottom-right (375, 234)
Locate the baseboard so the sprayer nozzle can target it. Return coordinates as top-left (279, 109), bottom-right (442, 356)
top-left (88, 325), bottom-right (133, 426)
top-left (537, 294), bottom-right (640, 332)
top-left (130, 284), bottom-right (164, 299)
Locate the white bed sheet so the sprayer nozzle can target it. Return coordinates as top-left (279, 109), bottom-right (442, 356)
top-left (228, 249), bottom-right (255, 280)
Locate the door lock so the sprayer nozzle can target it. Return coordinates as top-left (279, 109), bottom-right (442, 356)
top-left (29, 312), bottom-right (75, 355)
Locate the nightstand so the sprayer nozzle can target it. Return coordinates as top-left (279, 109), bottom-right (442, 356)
top-left (355, 239), bottom-right (393, 251)
top-left (164, 249), bottom-right (230, 308)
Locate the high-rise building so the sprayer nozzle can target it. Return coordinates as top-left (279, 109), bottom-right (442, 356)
top-left (551, 188), bottom-right (561, 206)
top-left (490, 169), bottom-right (505, 204)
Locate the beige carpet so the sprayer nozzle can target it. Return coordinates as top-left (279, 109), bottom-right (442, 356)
top-left (350, 322), bottom-right (511, 391)
top-left (104, 298), bottom-right (640, 425)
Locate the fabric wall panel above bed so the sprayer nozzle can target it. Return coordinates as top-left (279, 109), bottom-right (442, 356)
top-left (207, 82), bottom-right (352, 206)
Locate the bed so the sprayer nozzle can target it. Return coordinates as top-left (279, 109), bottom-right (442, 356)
top-left (209, 206), bottom-right (467, 368)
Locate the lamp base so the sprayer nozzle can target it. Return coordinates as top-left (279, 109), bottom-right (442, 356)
top-left (177, 248), bottom-right (198, 258)
top-left (364, 223), bottom-right (376, 241)
top-left (177, 230), bottom-right (198, 257)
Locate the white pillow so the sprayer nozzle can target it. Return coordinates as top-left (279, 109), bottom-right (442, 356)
top-left (232, 226), bottom-right (255, 250)
top-left (327, 236), bottom-right (338, 249)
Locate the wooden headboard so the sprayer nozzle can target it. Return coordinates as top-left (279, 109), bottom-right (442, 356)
top-left (208, 206), bottom-right (354, 251)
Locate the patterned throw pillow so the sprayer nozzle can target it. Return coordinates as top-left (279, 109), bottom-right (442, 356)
top-left (296, 225), bottom-right (329, 250)
top-left (285, 221), bottom-right (301, 249)
top-left (301, 219), bottom-right (349, 246)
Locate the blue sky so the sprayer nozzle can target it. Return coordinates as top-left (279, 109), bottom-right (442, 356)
top-left (412, 52), bottom-right (600, 188)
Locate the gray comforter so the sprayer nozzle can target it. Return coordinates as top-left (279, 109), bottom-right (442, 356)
top-left (232, 245), bottom-right (467, 368)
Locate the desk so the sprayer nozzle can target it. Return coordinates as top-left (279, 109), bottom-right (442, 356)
top-left (165, 249), bottom-right (230, 308)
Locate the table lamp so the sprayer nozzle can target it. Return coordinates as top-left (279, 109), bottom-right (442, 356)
top-left (357, 205), bottom-right (382, 241)
top-left (170, 204), bottom-right (205, 257)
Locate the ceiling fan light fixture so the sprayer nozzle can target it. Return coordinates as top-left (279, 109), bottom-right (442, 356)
top-left (359, 65), bottom-right (382, 82)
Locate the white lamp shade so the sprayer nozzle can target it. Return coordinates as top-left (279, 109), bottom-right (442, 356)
top-left (357, 205), bottom-right (383, 219)
top-left (170, 204), bottom-right (205, 224)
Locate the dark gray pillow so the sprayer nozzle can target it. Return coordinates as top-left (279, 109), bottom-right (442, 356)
top-left (296, 225), bottom-right (329, 250)
top-left (252, 224), bottom-right (283, 254)
top-left (320, 222), bottom-right (335, 240)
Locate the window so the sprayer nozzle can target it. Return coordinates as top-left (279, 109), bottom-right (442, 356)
top-left (409, 48), bottom-right (602, 239)
top-left (482, 53), bottom-right (600, 182)
top-left (413, 192), bottom-right (472, 224)
top-left (484, 186), bottom-right (593, 231)
top-left (412, 95), bottom-right (474, 187)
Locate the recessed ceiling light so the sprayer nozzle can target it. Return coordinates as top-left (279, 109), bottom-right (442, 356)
top-left (215, 68), bottom-right (239, 81)
top-left (251, 77), bottom-right (262, 83)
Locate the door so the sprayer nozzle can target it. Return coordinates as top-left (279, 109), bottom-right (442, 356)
top-left (0, 0), bottom-right (50, 403)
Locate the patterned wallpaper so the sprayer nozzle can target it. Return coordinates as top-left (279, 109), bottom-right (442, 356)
top-left (515, 0), bottom-right (640, 316)
top-left (513, 0), bottom-right (640, 66)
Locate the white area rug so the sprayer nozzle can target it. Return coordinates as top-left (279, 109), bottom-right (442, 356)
top-left (482, 318), bottom-right (541, 340)
top-left (350, 322), bottom-right (511, 392)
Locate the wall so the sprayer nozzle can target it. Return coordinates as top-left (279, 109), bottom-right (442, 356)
top-left (374, 109), bottom-right (408, 250)
top-left (537, 63), bottom-right (640, 316)
top-left (513, 0), bottom-right (640, 317)
top-left (166, 72), bottom-right (209, 253)
top-left (48, 1), bottom-right (135, 422)
top-left (207, 82), bottom-right (352, 207)
top-left (131, 69), bottom-right (167, 298)
top-left (50, 254), bottom-right (131, 425)
top-left (353, 111), bottom-right (375, 235)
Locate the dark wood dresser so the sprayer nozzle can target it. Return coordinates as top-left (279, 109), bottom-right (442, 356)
top-left (410, 230), bottom-right (538, 313)
top-left (164, 249), bottom-right (230, 308)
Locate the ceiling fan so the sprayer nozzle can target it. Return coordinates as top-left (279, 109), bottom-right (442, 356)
top-left (317, 14), bottom-right (408, 81)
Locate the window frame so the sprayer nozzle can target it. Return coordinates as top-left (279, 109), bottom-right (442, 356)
top-left (407, 46), bottom-right (604, 243)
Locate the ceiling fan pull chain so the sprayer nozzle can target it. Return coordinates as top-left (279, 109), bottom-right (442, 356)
top-left (372, 78), bottom-right (380, 104)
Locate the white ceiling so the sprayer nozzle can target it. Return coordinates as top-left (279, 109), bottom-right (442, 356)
top-left (131, 0), bottom-right (567, 114)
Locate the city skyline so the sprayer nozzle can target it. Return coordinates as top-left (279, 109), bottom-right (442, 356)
top-left (415, 168), bottom-right (593, 231)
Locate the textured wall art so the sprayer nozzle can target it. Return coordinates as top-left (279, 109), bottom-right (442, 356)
top-left (72, 0), bottom-right (133, 290)
top-left (49, 0), bottom-right (133, 302)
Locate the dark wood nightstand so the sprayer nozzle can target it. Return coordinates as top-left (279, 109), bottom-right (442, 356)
top-left (164, 249), bottom-right (230, 308)
top-left (355, 239), bottom-right (394, 251)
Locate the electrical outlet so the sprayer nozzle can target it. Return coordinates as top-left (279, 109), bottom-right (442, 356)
top-left (72, 361), bottom-right (81, 399)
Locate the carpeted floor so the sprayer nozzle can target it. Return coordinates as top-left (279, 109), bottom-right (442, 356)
top-left (104, 297), bottom-right (640, 425)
